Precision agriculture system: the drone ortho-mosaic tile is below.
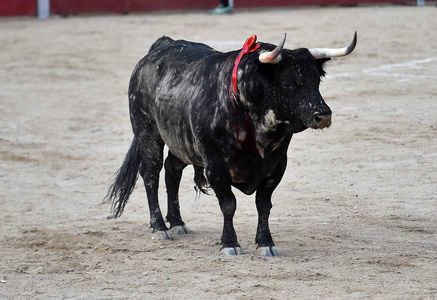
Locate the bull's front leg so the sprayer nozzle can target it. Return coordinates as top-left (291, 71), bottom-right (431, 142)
top-left (255, 155), bottom-right (288, 257)
top-left (218, 191), bottom-right (242, 255)
top-left (255, 191), bottom-right (278, 257)
top-left (206, 166), bottom-right (242, 255)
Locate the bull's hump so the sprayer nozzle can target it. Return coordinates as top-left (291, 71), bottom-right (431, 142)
top-left (157, 40), bottom-right (217, 59)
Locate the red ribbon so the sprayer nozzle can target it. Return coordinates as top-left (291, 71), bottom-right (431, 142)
top-left (232, 35), bottom-right (260, 95)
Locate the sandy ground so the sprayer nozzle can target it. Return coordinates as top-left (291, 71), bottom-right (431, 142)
top-left (1, 4), bottom-right (436, 299)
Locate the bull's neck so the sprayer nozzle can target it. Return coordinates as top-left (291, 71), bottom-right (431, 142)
top-left (230, 97), bottom-right (289, 158)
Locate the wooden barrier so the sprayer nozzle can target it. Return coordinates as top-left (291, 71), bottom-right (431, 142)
top-left (0, 0), bottom-right (415, 17)
top-left (0, 0), bottom-right (36, 16)
top-left (49, 0), bottom-right (414, 14)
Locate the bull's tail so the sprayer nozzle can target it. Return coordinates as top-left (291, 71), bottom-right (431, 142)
top-left (104, 137), bottom-right (142, 218)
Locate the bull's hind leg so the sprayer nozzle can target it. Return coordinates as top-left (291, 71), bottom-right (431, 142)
top-left (137, 138), bottom-right (170, 240)
top-left (164, 151), bottom-right (190, 235)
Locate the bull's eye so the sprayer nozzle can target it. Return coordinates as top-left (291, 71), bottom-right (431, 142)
top-left (282, 82), bottom-right (294, 89)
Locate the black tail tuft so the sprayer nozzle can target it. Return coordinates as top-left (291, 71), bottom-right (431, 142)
top-left (193, 166), bottom-right (211, 198)
top-left (104, 138), bottom-right (142, 218)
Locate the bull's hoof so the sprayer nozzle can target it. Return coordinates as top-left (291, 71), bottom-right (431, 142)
top-left (220, 247), bottom-right (244, 255)
top-left (169, 225), bottom-right (190, 235)
top-left (151, 230), bottom-right (171, 240)
top-left (256, 246), bottom-right (279, 257)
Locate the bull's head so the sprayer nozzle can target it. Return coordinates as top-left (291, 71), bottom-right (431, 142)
top-left (240, 33), bottom-right (357, 132)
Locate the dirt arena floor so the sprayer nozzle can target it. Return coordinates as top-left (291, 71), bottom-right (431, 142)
top-left (1, 4), bottom-right (436, 299)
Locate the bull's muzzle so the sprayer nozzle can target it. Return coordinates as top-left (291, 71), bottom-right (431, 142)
top-left (312, 113), bottom-right (332, 129)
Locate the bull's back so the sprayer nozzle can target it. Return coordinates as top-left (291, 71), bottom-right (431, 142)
top-left (129, 38), bottom-right (224, 165)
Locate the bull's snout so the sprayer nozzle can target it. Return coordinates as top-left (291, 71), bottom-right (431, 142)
top-left (312, 113), bottom-right (332, 129)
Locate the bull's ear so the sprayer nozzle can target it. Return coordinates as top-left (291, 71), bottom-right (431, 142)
top-left (316, 58), bottom-right (331, 78)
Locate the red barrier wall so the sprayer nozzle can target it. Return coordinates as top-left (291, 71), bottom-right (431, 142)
top-left (0, 0), bottom-right (414, 17)
top-left (50, 0), bottom-right (215, 14)
top-left (0, 0), bottom-right (36, 16)
top-left (50, 0), bottom-right (413, 14)
top-left (238, 0), bottom-right (413, 6)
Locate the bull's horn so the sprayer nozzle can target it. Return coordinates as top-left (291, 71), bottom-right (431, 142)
top-left (259, 33), bottom-right (287, 64)
top-left (309, 32), bottom-right (357, 59)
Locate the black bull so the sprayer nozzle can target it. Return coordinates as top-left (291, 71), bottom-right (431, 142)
top-left (105, 33), bottom-right (357, 256)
